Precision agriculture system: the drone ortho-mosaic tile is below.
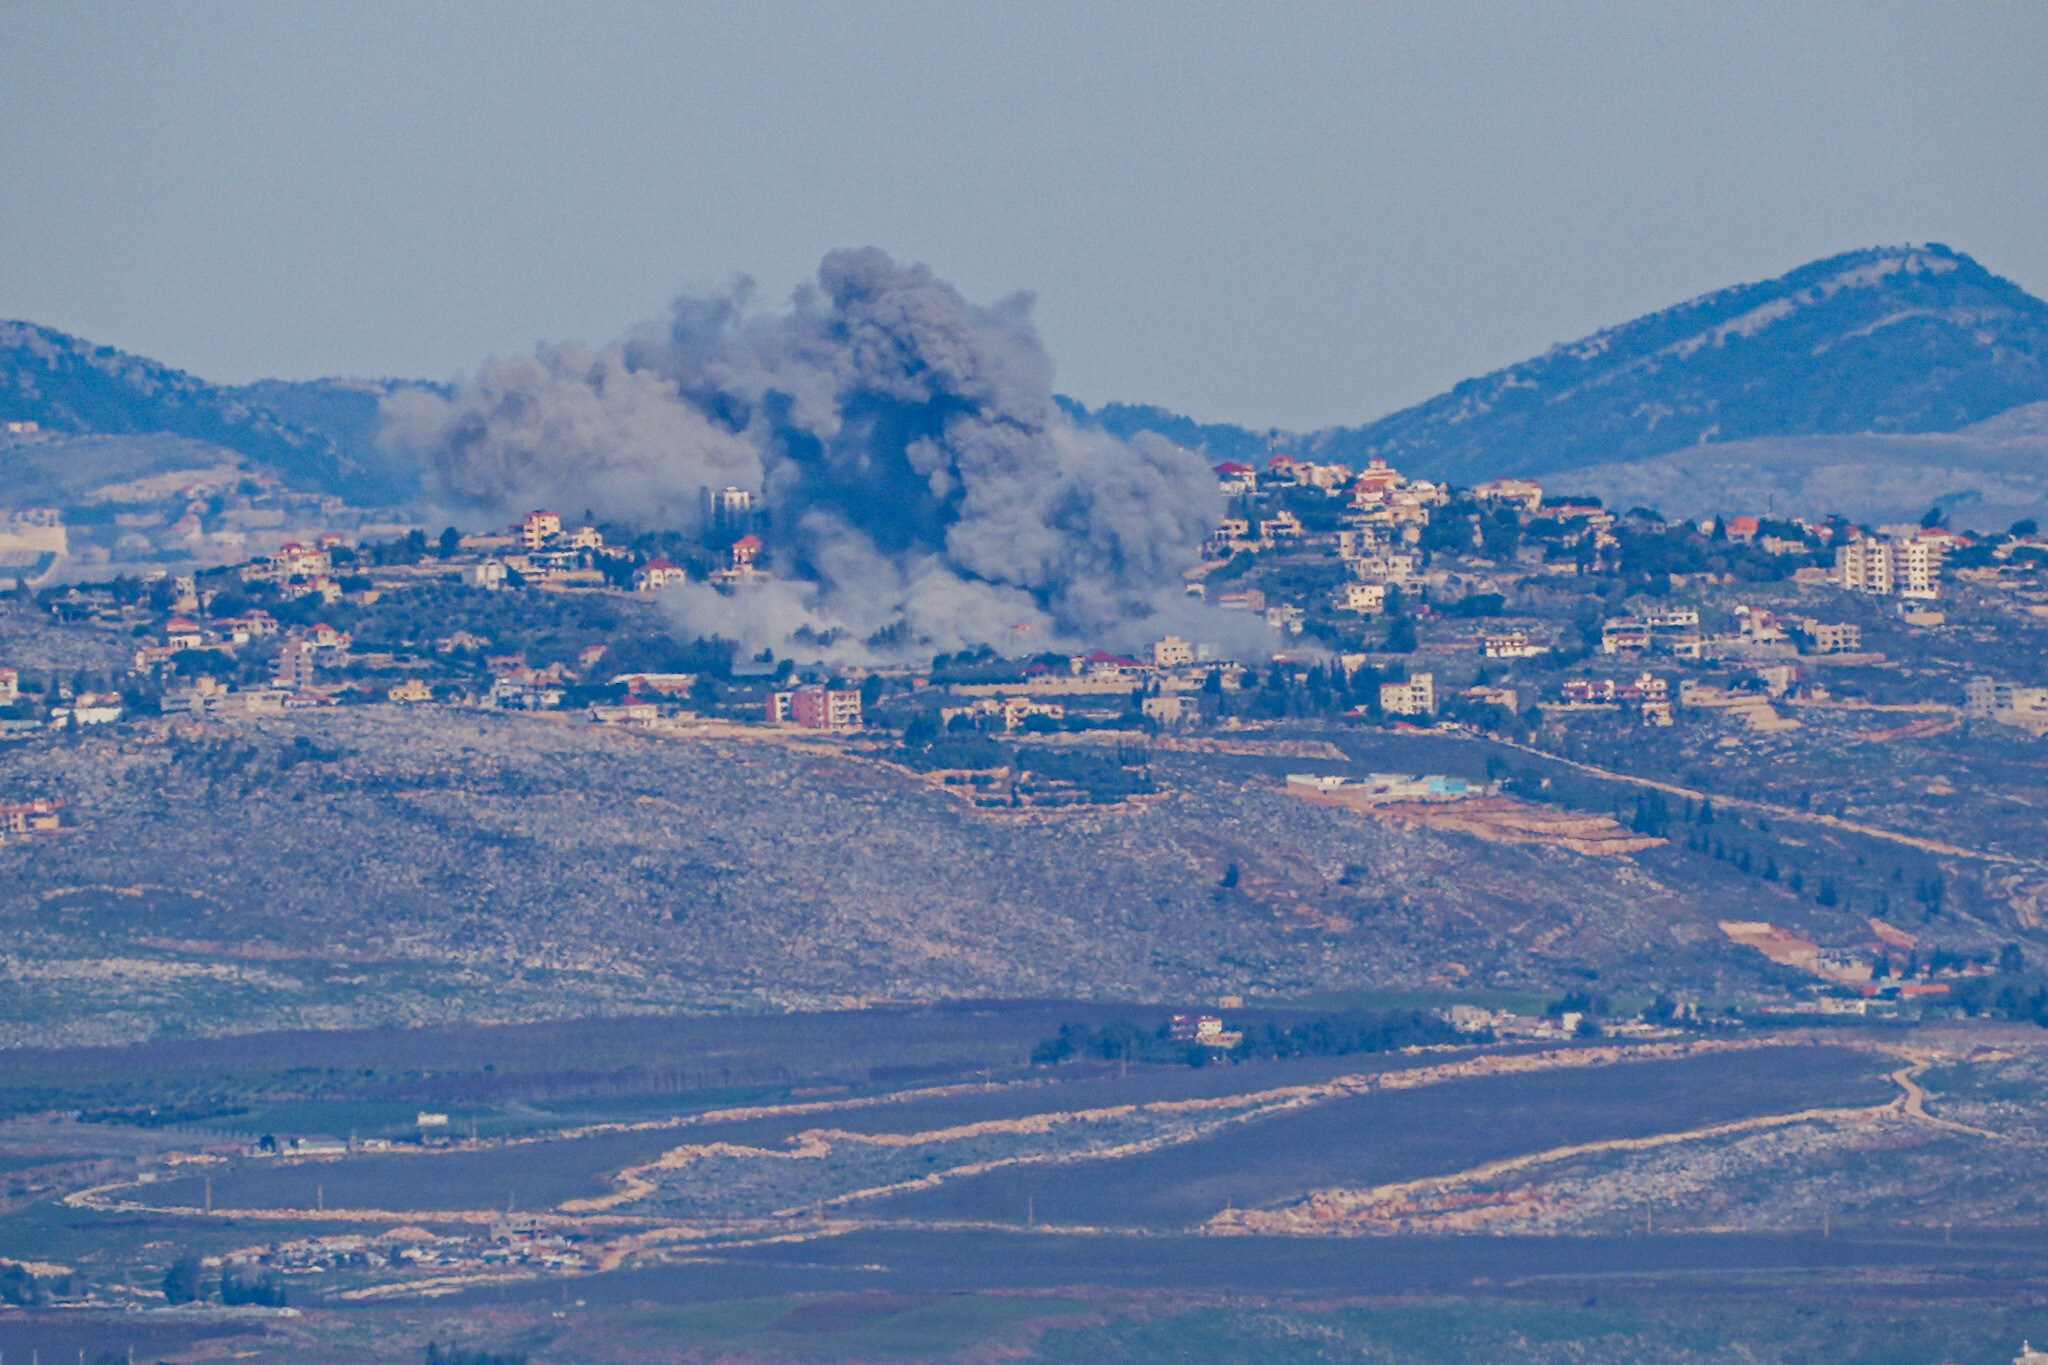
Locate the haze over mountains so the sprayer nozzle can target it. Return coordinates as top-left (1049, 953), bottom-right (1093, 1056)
top-left (6, 243), bottom-right (2048, 529)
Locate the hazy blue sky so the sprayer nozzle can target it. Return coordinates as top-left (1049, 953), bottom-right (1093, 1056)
top-left (5, 2), bottom-right (2044, 430)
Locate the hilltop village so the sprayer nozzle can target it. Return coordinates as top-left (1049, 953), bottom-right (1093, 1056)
top-left (4, 448), bottom-right (2046, 748)
top-left (4, 447), bottom-right (2048, 1018)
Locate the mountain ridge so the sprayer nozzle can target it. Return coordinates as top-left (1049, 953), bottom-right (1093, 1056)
top-left (1075, 244), bottom-right (2048, 491)
top-left (9, 243), bottom-right (2048, 523)
top-left (0, 321), bottom-right (420, 504)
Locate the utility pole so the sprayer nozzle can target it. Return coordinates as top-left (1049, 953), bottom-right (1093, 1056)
top-left (204, 1177), bottom-right (212, 1214)
top-left (1026, 1197), bottom-right (1033, 1229)
top-left (316, 1184), bottom-right (323, 1212)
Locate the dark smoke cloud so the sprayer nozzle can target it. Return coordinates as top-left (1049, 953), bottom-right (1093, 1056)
top-left (383, 248), bottom-right (1274, 661)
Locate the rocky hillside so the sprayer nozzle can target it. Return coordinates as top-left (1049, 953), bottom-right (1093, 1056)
top-left (0, 705), bottom-right (1828, 1046)
top-left (0, 321), bottom-right (413, 503)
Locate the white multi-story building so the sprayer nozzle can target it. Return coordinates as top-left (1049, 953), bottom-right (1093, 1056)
top-left (520, 510), bottom-right (562, 550)
top-left (1803, 620), bottom-right (1862, 654)
top-left (1379, 672), bottom-right (1435, 716)
top-left (1336, 528), bottom-right (1386, 559)
top-left (1337, 582), bottom-right (1388, 614)
top-left (1836, 536), bottom-right (1941, 598)
top-left (1896, 537), bottom-right (1941, 598)
top-left (1471, 477), bottom-right (1544, 511)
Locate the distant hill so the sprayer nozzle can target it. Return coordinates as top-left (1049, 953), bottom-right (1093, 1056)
top-left (0, 322), bottom-right (418, 504)
top-left (1055, 397), bottom-right (1282, 467)
top-left (1074, 245), bottom-right (2048, 505)
top-left (1543, 403), bottom-right (2048, 530)
top-left (14, 242), bottom-right (2048, 524)
top-left (225, 375), bottom-right (434, 502)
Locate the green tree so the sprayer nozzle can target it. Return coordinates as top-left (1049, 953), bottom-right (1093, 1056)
top-left (901, 711), bottom-right (939, 747)
top-left (162, 1255), bottom-right (205, 1304)
top-left (1479, 508), bottom-right (1520, 560)
top-left (0, 1263), bottom-right (41, 1306)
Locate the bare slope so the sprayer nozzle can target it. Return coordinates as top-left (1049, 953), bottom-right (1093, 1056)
top-left (0, 708), bottom-right (1834, 1042)
top-left (1544, 402), bottom-right (2048, 528)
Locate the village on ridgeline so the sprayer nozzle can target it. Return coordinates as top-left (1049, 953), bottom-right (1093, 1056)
top-left (4, 448), bottom-right (2032, 747)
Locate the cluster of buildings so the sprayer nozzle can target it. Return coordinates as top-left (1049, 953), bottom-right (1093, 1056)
top-left (1200, 456), bottom-right (1646, 641)
top-left (927, 635), bottom-right (1276, 734)
top-left (939, 693), bottom-right (1066, 733)
top-left (1558, 672), bottom-right (1674, 725)
top-left (0, 797), bottom-right (62, 840)
top-left (629, 490), bottom-right (764, 592)
top-left (4, 656), bottom-right (127, 729)
top-left (1598, 608), bottom-right (1701, 656)
top-left (1286, 770), bottom-right (1486, 802)
top-left (212, 1222), bottom-right (595, 1279)
top-left (134, 616), bottom-right (359, 716)
top-left (1169, 1013), bottom-right (1245, 1049)
top-left (1447, 1004), bottom-right (1596, 1040)
top-left (1204, 456), bottom-right (1462, 629)
top-left (469, 493), bottom-right (763, 595)
top-left (0, 665), bottom-right (122, 735)
top-left (1731, 605), bottom-right (1862, 654)
top-left (1596, 605), bottom-right (1862, 662)
top-left (3, 457), bottom-right (382, 581)
top-left (1445, 1002), bottom-right (1695, 1040)
top-left (1965, 676), bottom-right (2048, 734)
top-left (458, 509), bottom-right (620, 590)
top-left (240, 535), bottom-right (354, 599)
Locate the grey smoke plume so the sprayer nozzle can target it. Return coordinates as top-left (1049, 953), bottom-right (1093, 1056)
top-left (383, 248), bottom-right (1274, 661)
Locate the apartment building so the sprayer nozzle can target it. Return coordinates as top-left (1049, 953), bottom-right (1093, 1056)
top-left (1836, 537), bottom-right (1941, 598)
top-left (1482, 631), bottom-right (1540, 658)
top-left (1379, 672), bottom-right (1435, 716)
top-left (765, 684), bottom-right (863, 730)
